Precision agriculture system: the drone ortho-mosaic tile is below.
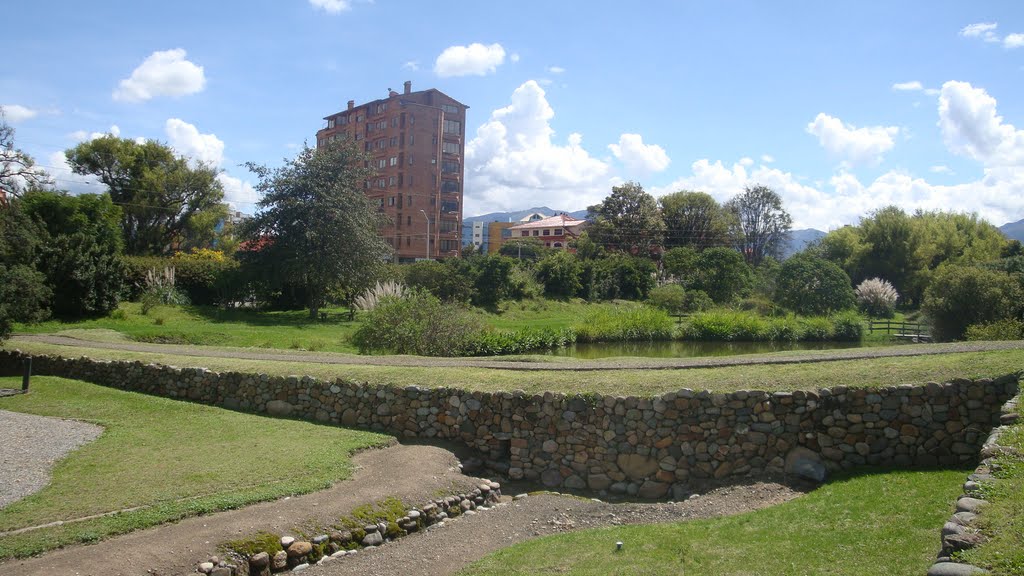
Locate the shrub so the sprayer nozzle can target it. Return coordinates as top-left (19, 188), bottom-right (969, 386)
top-left (681, 310), bottom-right (863, 342)
top-left (855, 277), bottom-right (899, 318)
top-left (505, 266), bottom-right (544, 301)
top-left (965, 318), bottom-right (1024, 341)
top-left (354, 280), bottom-right (407, 311)
top-left (123, 255), bottom-right (239, 306)
top-left (352, 290), bottom-right (486, 356)
top-left (775, 253), bottom-right (856, 315)
top-left (922, 265), bottom-right (1024, 341)
top-left (648, 284), bottom-right (687, 314)
top-left (403, 260), bottom-right (474, 303)
top-left (140, 267), bottom-right (189, 315)
top-left (573, 305), bottom-right (674, 342)
top-left (592, 255), bottom-right (657, 301)
top-left (689, 247), bottom-right (751, 304)
top-left (831, 310), bottom-right (865, 341)
top-left (684, 290), bottom-right (714, 313)
top-left (535, 251), bottom-right (583, 299)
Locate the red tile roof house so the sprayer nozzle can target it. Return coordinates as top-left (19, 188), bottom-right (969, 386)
top-left (507, 214), bottom-right (587, 250)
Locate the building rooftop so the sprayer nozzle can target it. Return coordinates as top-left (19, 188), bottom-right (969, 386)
top-left (509, 214), bottom-right (587, 231)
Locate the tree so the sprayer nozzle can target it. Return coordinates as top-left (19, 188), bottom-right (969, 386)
top-left (241, 142), bottom-right (392, 319)
top-left (0, 109), bottom-right (52, 202)
top-left (20, 190), bottom-right (125, 318)
top-left (0, 205), bottom-right (50, 340)
top-left (535, 250), bottom-right (583, 299)
top-left (659, 190), bottom-right (735, 250)
top-left (587, 182), bottom-right (665, 255)
top-left (65, 136), bottom-right (225, 255)
top-left (593, 254), bottom-right (657, 300)
top-left (774, 253), bottom-right (856, 315)
top-left (724, 185), bottom-right (792, 266)
top-left (499, 238), bottom-right (547, 260)
top-left (688, 247), bottom-right (751, 304)
top-left (923, 265), bottom-right (1023, 341)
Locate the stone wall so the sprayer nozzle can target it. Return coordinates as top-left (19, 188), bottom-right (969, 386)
top-left (3, 350), bottom-right (1017, 496)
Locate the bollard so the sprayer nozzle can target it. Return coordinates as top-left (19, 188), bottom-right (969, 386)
top-left (21, 357), bottom-right (31, 392)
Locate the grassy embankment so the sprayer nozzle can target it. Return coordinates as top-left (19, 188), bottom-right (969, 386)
top-left (0, 376), bottom-right (392, 559)
top-left (461, 467), bottom-right (969, 576)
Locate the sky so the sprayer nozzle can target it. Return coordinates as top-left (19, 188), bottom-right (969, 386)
top-left (4, 1), bottom-right (1024, 230)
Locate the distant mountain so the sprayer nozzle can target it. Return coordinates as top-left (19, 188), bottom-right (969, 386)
top-left (781, 228), bottom-right (826, 259)
top-left (464, 207), bottom-right (587, 224)
top-left (999, 218), bottom-right (1024, 243)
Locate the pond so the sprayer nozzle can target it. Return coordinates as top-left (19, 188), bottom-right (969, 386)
top-left (540, 339), bottom-right (894, 360)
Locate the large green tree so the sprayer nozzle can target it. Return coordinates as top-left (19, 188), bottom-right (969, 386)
top-left (65, 136), bottom-right (225, 255)
top-left (587, 182), bottom-right (665, 255)
top-left (774, 253), bottom-right (855, 315)
top-left (0, 204), bottom-right (50, 340)
top-left (241, 142), bottom-right (391, 319)
top-left (21, 190), bottom-right (125, 318)
top-left (725, 185), bottom-right (792, 266)
top-left (659, 190), bottom-right (735, 250)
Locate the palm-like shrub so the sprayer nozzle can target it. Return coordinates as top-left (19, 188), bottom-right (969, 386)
top-left (855, 277), bottom-right (899, 318)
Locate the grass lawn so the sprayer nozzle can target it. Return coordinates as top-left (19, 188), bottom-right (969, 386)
top-left (959, 420), bottom-right (1024, 575)
top-left (461, 467), bottom-right (968, 576)
top-left (0, 376), bottom-right (392, 559)
top-left (5, 339), bottom-right (1023, 396)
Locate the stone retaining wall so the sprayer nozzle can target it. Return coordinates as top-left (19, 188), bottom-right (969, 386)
top-left (3, 350), bottom-right (1017, 496)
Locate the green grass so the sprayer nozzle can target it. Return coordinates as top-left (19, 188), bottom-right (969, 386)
top-left (15, 302), bottom-right (365, 353)
top-left (959, 420), bottom-right (1024, 575)
top-left (5, 339), bottom-right (1023, 396)
top-left (460, 468), bottom-right (969, 576)
top-left (0, 376), bottom-right (392, 558)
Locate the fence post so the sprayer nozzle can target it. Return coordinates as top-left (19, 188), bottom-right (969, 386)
top-left (21, 357), bottom-right (31, 392)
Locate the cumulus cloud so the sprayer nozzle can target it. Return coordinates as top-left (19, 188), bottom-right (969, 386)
top-left (113, 49), bottom-right (206, 102)
top-left (465, 80), bottom-right (610, 214)
top-left (434, 43), bottom-right (506, 77)
top-left (547, 66), bottom-right (566, 74)
top-left (938, 80), bottom-right (1024, 166)
top-left (402, 60), bottom-right (419, 71)
top-left (309, 0), bottom-right (350, 13)
top-left (70, 125), bottom-right (121, 142)
top-left (217, 173), bottom-right (259, 209)
top-left (608, 133), bottom-right (670, 173)
top-left (165, 118), bottom-right (224, 166)
top-left (761, 154), bottom-right (775, 163)
top-left (892, 81), bottom-right (924, 91)
top-left (1005, 33), bottom-right (1024, 49)
top-left (1, 104), bottom-right (38, 123)
top-left (960, 22), bottom-right (1000, 42)
top-left (806, 113), bottom-right (899, 165)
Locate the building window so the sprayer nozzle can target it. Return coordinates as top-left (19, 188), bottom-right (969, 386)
top-left (377, 103), bottom-right (387, 114)
top-left (441, 239), bottom-right (458, 252)
top-left (327, 118), bottom-right (335, 129)
top-left (355, 133), bottom-right (363, 141)
top-left (409, 134), bottom-right (414, 146)
top-left (521, 231), bottom-right (529, 237)
top-left (356, 114), bottom-right (364, 123)
top-left (388, 196), bottom-right (395, 206)
top-left (441, 161), bottom-right (459, 173)
top-left (389, 156), bottom-right (398, 166)
top-left (533, 230), bottom-right (539, 236)
top-left (377, 198), bottom-right (384, 207)
top-left (554, 228), bottom-right (563, 235)
top-left (377, 159), bottom-right (386, 169)
top-left (377, 179), bottom-right (387, 189)
top-left (442, 141), bottom-right (460, 154)
top-left (443, 119), bottom-right (461, 135)
top-left (408, 154), bottom-right (414, 166)
top-left (441, 200), bottom-right (458, 213)
top-left (441, 104), bottom-right (459, 114)
top-left (441, 180), bottom-right (459, 193)
top-left (440, 219), bottom-right (457, 232)
top-left (388, 176), bottom-right (396, 187)
top-left (543, 229), bottom-right (550, 236)
top-left (390, 136), bottom-right (398, 147)
top-left (339, 115), bottom-right (348, 125)
top-left (407, 195), bottom-right (412, 205)
top-left (407, 215), bottom-right (411, 226)
top-left (554, 242), bottom-right (563, 248)
top-left (545, 242), bottom-right (551, 247)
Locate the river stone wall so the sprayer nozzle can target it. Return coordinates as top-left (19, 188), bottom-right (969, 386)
top-left (3, 350), bottom-right (1017, 496)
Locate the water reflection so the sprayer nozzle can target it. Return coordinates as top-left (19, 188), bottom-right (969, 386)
top-left (541, 340), bottom-right (887, 360)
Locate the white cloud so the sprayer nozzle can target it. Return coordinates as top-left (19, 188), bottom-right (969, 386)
top-left (806, 113), bottom-right (899, 165)
top-left (960, 22), bottom-right (1000, 42)
top-left (1, 104), bottom-right (38, 123)
top-left (761, 154), bottom-right (775, 163)
top-left (510, 53), bottom-right (520, 63)
top-left (217, 173), bottom-right (259, 210)
top-left (165, 118), bottom-right (224, 166)
top-left (402, 60), bottom-right (419, 71)
top-left (929, 165), bottom-right (954, 174)
top-left (434, 43), bottom-right (506, 77)
top-left (608, 133), bottom-right (670, 173)
top-left (938, 80), bottom-right (1024, 167)
top-left (547, 66), bottom-right (566, 74)
top-left (70, 125), bottom-right (121, 142)
top-left (892, 81), bottom-right (923, 91)
top-left (113, 49), bottom-right (206, 102)
top-left (1005, 33), bottom-right (1024, 49)
top-left (924, 88), bottom-right (941, 96)
top-left (45, 151), bottom-right (103, 195)
top-left (465, 80), bottom-right (610, 214)
top-left (309, 0), bottom-right (350, 13)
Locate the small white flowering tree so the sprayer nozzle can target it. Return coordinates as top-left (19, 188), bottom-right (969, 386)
top-left (855, 277), bottom-right (899, 318)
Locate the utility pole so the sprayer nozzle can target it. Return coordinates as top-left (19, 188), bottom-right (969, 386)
top-left (420, 209), bottom-right (430, 260)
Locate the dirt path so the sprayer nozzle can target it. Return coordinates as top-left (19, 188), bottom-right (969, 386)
top-left (0, 443), bottom-right (485, 576)
top-left (13, 334), bottom-right (1024, 371)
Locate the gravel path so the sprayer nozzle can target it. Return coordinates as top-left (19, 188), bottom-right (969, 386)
top-left (12, 334), bottom-right (1024, 371)
top-left (0, 410), bottom-right (103, 509)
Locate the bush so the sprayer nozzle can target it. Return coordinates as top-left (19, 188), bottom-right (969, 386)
top-left (855, 277), bottom-right (899, 318)
top-left (354, 280), bottom-right (407, 311)
top-left (535, 251), bottom-right (583, 299)
top-left (592, 255), bottom-right (657, 301)
top-left (685, 290), bottom-right (714, 313)
top-left (689, 247), bottom-right (751, 304)
top-left (352, 290), bottom-right (486, 356)
top-left (505, 266), bottom-right (545, 301)
top-left (775, 253), bottom-right (856, 315)
top-left (648, 284), bottom-right (687, 314)
top-left (922, 265), bottom-right (1024, 341)
top-left (965, 318), bottom-right (1024, 341)
top-left (681, 310), bottom-right (863, 342)
top-left (123, 255), bottom-right (239, 306)
top-left (403, 260), bottom-right (474, 303)
top-left (831, 310), bottom-right (865, 341)
top-left (573, 305), bottom-right (674, 342)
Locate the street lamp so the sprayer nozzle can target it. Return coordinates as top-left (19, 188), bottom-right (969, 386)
top-left (420, 209), bottom-right (430, 260)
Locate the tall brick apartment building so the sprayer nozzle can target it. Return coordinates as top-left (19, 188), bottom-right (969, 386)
top-left (316, 81), bottom-right (468, 261)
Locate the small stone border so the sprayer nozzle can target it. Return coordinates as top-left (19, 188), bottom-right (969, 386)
top-left (195, 480), bottom-right (502, 575)
top-left (927, 393), bottom-right (1020, 576)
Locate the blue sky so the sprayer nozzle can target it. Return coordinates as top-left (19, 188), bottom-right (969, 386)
top-left (4, 1), bottom-right (1024, 229)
